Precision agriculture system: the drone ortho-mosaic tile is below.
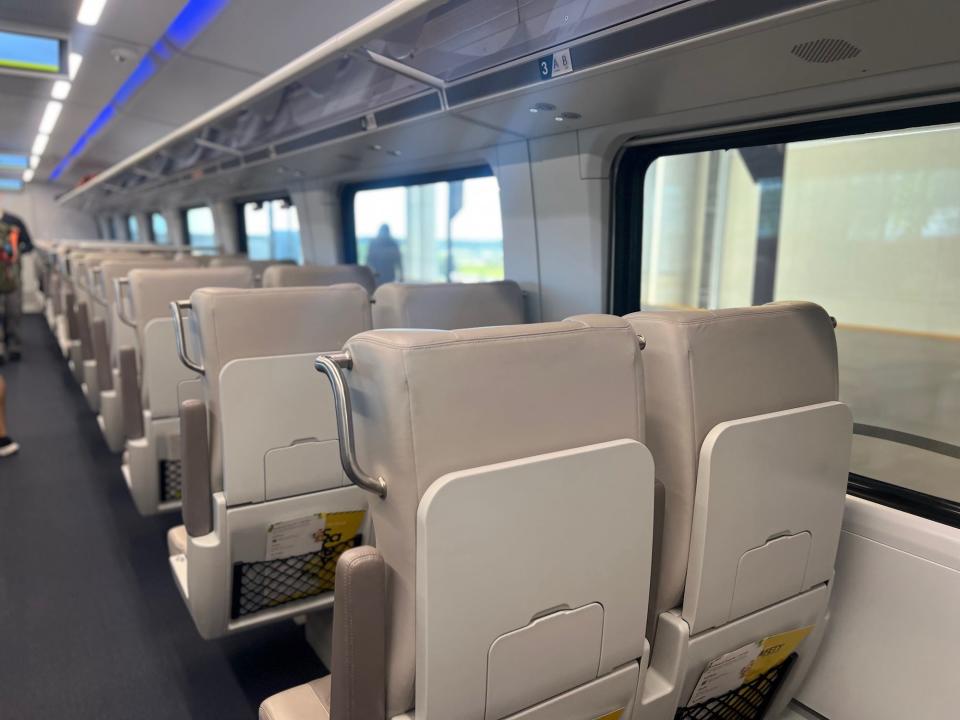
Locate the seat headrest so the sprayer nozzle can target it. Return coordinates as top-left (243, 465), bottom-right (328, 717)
top-left (128, 266), bottom-right (253, 329)
top-left (624, 301), bottom-right (839, 613)
top-left (262, 264), bottom-right (376, 294)
top-left (372, 280), bottom-right (525, 329)
top-left (190, 284), bottom-right (373, 379)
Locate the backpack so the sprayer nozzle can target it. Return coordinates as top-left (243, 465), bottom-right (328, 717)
top-left (0, 222), bottom-right (20, 294)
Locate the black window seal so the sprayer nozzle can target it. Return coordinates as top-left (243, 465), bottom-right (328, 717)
top-left (610, 99), bottom-right (960, 524)
top-left (847, 473), bottom-right (960, 530)
top-left (339, 164), bottom-right (494, 264)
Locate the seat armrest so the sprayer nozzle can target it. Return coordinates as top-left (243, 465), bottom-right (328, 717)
top-left (65, 293), bottom-right (79, 340)
top-left (77, 302), bottom-right (94, 361)
top-left (331, 546), bottom-right (386, 720)
top-left (180, 398), bottom-right (212, 537)
top-left (119, 347), bottom-right (144, 440)
top-left (93, 320), bottom-right (113, 391)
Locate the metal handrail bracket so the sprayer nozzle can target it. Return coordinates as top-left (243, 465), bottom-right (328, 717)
top-left (170, 300), bottom-right (205, 375)
top-left (314, 351), bottom-right (386, 499)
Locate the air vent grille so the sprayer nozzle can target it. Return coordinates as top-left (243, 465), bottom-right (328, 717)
top-left (791, 38), bottom-right (861, 63)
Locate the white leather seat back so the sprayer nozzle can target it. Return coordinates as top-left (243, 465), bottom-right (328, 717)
top-left (372, 280), bottom-right (525, 329)
top-left (262, 264), bottom-right (376, 295)
top-left (344, 315), bottom-right (646, 716)
top-left (624, 302), bottom-right (841, 617)
top-left (208, 257), bottom-right (296, 285)
top-left (100, 258), bottom-right (194, 366)
top-left (128, 267), bottom-right (254, 414)
top-left (190, 284), bottom-right (373, 493)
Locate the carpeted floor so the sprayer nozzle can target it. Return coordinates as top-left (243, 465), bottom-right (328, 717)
top-left (0, 316), bottom-right (325, 719)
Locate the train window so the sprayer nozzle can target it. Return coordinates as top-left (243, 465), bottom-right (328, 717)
top-left (183, 205), bottom-right (216, 249)
top-left (239, 197), bottom-right (302, 263)
top-left (126, 215), bottom-right (139, 242)
top-left (343, 166), bottom-right (504, 287)
top-left (150, 212), bottom-right (169, 245)
top-left (614, 116), bottom-right (960, 509)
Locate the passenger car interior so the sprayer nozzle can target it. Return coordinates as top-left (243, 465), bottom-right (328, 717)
top-left (1, 1), bottom-right (957, 719)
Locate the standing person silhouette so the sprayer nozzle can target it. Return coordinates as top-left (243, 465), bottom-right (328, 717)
top-left (365, 223), bottom-right (403, 286)
top-left (0, 209), bottom-right (32, 363)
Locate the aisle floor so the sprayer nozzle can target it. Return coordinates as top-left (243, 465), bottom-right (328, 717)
top-left (0, 316), bottom-right (324, 720)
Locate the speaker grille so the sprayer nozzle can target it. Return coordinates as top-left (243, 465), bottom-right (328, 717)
top-left (791, 38), bottom-right (861, 64)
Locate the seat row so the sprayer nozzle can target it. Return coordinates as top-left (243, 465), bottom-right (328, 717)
top-left (34, 240), bottom-right (852, 720)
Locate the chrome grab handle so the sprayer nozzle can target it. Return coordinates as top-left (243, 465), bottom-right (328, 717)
top-left (114, 278), bottom-right (137, 328)
top-left (170, 300), bottom-right (205, 375)
top-left (314, 351), bottom-right (386, 499)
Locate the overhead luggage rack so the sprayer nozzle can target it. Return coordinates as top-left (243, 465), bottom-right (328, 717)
top-left (58, 0), bottom-right (826, 211)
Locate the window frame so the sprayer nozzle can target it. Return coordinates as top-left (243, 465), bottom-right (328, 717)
top-left (181, 204), bottom-right (215, 249)
top-left (125, 214), bottom-right (139, 242)
top-left (147, 211), bottom-right (168, 245)
top-left (610, 100), bottom-right (960, 527)
top-left (234, 192), bottom-right (296, 258)
top-left (340, 164), bottom-right (496, 264)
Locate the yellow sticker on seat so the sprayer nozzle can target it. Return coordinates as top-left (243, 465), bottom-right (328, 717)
top-left (593, 710), bottom-right (624, 720)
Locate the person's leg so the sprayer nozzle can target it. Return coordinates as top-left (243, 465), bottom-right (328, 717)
top-left (6, 283), bottom-right (21, 360)
top-left (0, 374), bottom-right (17, 457)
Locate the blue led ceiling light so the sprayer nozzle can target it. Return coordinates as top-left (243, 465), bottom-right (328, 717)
top-left (0, 178), bottom-right (24, 191)
top-left (51, 0), bottom-right (230, 181)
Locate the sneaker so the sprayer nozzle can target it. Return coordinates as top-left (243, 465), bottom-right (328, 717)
top-left (0, 437), bottom-right (18, 457)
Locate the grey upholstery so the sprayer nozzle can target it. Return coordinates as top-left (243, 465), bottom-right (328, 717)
top-left (330, 546), bottom-right (386, 720)
top-left (343, 315), bottom-right (645, 716)
top-left (624, 302), bottom-right (839, 615)
top-left (262, 264), bottom-right (376, 295)
top-left (119, 347), bottom-right (144, 440)
top-left (189, 284), bottom-right (373, 491)
top-left (180, 398), bottom-right (211, 538)
top-left (93, 320), bottom-right (113, 391)
top-left (372, 280), bottom-right (525, 329)
top-left (260, 547), bottom-right (386, 720)
top-left (76, 303), bottom-right (94, 361)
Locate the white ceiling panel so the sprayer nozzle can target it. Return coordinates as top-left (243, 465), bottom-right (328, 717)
top-left (91, 0), bottom-right (186, 48)
top-left (120, 54), bottom-right (260, 127)
top-left (0, 95), bottom-right (52, 155)
top-left (184, 0), bottom-right (392, 75)
top-left (83, 112), bottom-right (184, 165)
top-left (0, 0), bottom-right (75, 33)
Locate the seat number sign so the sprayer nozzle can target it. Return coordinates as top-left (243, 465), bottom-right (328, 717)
top-left (538, 48), bottom-right (574, 80)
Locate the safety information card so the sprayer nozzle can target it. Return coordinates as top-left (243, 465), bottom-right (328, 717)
top-left (688, 625), bottom-right (813, 705)
top-left (265, 514), bottom-right (327, 560)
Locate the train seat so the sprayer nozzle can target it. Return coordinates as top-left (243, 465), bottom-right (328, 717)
top-left (207, 256), bottom-right (296, 285)
top-left (372, 280), bottom-right (525, 329)
top-left (261, 263), bottom-right (376, 294)
top-left (169, 284), bottom-right (372, 640)
top-left (625, 302), bottom-right (853, 718)
top-left (261, 315), bottom-right (655, 720)
top-left (120, 266), bottom-right (254, 515)
top-left (94, 258), bottom-right (192, 451)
